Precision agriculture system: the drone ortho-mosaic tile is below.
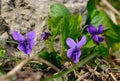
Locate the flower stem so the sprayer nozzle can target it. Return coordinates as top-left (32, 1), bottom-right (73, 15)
top-left (49, 37), bottom-right (55, 52)
top-left (41, 53), bottom-right (98, 81)
top-left (6, 40), bottom-right (18, 44)
top-left (61, 38), bottom-right (66, 61)
top-left (0, 57), bottom-right (20, 61)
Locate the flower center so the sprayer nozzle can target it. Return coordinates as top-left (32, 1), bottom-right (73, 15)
top-left (24, 39), bottom-right (28, 46)
top-left (71, 47), bottom-right (79, 60)
top-left (73, 47), bottom-right (79, 53)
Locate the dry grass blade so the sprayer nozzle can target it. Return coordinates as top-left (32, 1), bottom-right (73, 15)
top-left (32, 57), bottom-right (60, 72)
top-left (102, 0), bottom-right (120, 16)
top-left (109, 72), bottom-right (117, 81)
top-left (76, 72), bottom-right (90, 81)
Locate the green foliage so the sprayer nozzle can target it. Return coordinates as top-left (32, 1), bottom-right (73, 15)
top-left (38, 51), bottom-right (61, 68)
top-left (82, 35), bottom-right (96, 56)
top-left (86, 0), bottom-right (120, 51)
top-left (0, 70), bottom-right (6, 76)
top-left (87, 0), bottom-right (96, 15)
top-left (0, 49), bottom-right (6, 76)
top-left (0, 50), bottom-right (5, 57)
top-left (96, 44), bottom-right (109, 57)
top-left (48, 3), bottom-right (82, 51)
top-left (49, 2), bottom-right (71, 17)
top-left (48, 17), bottom-right (62, 36)
top-left (48, 15), bottom-right (82, 48)
top-left (0, 49), bottom-right (5, 67)
top-left (85, 35), bottom-right (96, 48)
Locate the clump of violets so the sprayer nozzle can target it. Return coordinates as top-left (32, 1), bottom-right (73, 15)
top-left (40, 32), bottom-right (51, 40)
top-left (66, 36), bottom-right (86, 63)
top-left (12, 30), bottom-right (36, 55)
top-left (87, 25), bottom-right (104, 45)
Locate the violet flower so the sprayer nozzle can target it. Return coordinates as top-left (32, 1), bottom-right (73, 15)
top-left (12, 31), bottom-right (36, 55)
top-left (66, 36), bottom-right (86, 63)
top-left (87, 25), bottom-right (104, 45)
top-left (40, 32), bottom-right (51, 40)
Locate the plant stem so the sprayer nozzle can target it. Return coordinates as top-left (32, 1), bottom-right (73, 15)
top-left (61, 34), bottom-right (66, 61)
top-left (0, 57), bottom-right (20, 61)
top-left (46, 37), bottom-right (55, 52)
top-left (41, 53), bottom-right (98, 81)
top-left (6, 40), bottom-right (18, 44)
top-left (49, 39), bottom-right (55, 52)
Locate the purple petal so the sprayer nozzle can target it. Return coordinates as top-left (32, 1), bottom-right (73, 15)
top-left (27, 31), bottom-right (36, 49)
top-left (27, 31), bottom-right (36, 40)
top-left (40, 32), bottom-right (51, 40)
top-left (67, 48), bottom-right (81, 63)
top-left (77, 35), bottom-right (86, 48)
top-left (87, 25), bottom-right (97, 35)
top-left (73, 50), bottom-right (81, 63)
top-left (67, 48), bottom-right (74, 59)
top-left (98, 36), bottom-right (104, 42)
top-left (28, 39), bottom-right (35, 49)
top-left (18, 42), bottom-right (32, 55)
top-left (97, 25), bottom-right (104, 34)
top-left (66, 38), bottom-right (76, 48)
top-left (25, 45), bottom-right (32, 54)
top-left (12, 31), bottom-right (25, 42)
top-left (92, 35), bottom-right (99, 44)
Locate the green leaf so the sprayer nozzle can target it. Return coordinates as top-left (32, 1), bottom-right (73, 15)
top-left (113, 42), bottom-right (120, 51)
top-left (38, 51), bottom-right (49, 61)
top-left (96, 44), bottom-right (109, 57)
top-left (85, 39), bottom-right (95, 48)
top-left (49, 52), bottom-right (61, 68)
top-left (48, 16), bottom-right (62, 36)
top-left (38, 51), bottom-right (61, 68)
top-left (87, 0), bottom-right (96, 15)
top-left (0, 50), bottom-right (5, 57)
top-left (48, 14), bottom-right (82, 46)
top-left (85, 35), bottom-right (96, 48)
top-left (50, 2), bottom-right (71, 17)
top-left (0, 70), bottom-right (6, 76)
top-left (61, 15), bottom-right (82, 47)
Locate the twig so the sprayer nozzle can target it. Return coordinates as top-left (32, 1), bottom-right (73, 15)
top-left (0, 56), bottom-right (60, 80)
top-left (102, 0), bottom-right (120, 16)
top-left (0, 0), bottom-right (1, 15)
top-left (64, 2), bottom-right (87, 9)
top-left (76, 72), bottom-right (89, 81)
top-left (86, 65), bottom-right (101, 76)
top-left (32, 57), bottom-right (60, 72)
top-left (0, 56), bottom-right (33, 80)
top-left (108, 10), bottom-right (117, 24)
top-left (109, 72), bottom-right (117, 81)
